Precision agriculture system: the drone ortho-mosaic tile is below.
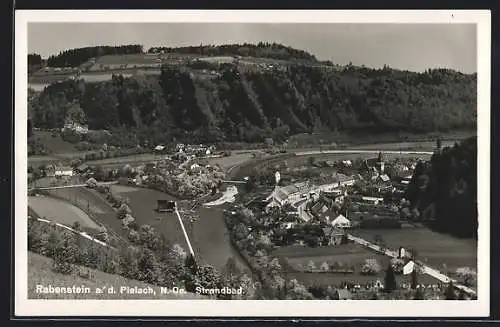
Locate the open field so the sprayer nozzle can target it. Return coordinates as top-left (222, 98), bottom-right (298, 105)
top-left (287, 130), bottom-right (475, 149)
top-left (110, 185), bottom-right (190, 251)
top-left (28, 195), bottom-right (100, 229)
top-left (208, 153), bottom-right (254, 170)
top-left (47, 187), bottom-right (113, 215)
top-left (44, 187), bottom-right (126, 244)
top-left (95, 53), bottom-right (161, 65)
top-left (83, 152), bottom-right (254, 172)
top-left (350, 228), bottom-right (477, 272)
top-left (285, 152), bottom-right (431, 170)
top-left (274, 243), bottom-right (387, 268)
top-left (84, 153), bottom-right (163, 166)
top-left (273, 243), bottom-right (440, 287)
top-left (28, 252), bottom-right (203, 299)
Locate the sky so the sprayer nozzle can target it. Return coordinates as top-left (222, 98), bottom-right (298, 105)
top-left (28, 23), bottom-right (477, 73)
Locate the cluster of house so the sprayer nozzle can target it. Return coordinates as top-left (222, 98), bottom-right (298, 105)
top-left (265, 178), bottom-right (355, 235)
top-left (62, 121), bottom-right (89, 134)
top-left (260, 153), bottom-right (420, 237)
top-left (43, 164), bottom-right (75, 177)
top-left (154, 143), bottom-right (217, 157)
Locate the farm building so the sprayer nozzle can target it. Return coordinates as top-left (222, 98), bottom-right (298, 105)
top-left (156, 200), bottom-right (176, 212)
top-left (55, 166), bottom-right (74, 177)
top-left (359, 196), bottom-right (384, 205)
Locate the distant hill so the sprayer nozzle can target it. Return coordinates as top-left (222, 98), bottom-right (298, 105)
top-left (405, 137), bottom-right (477, 238)
top-left (28, 251), bottom-right (203, 299)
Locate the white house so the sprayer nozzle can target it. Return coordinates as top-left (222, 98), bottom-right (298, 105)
top-left (379, 174), bottom-right (390, 182)
top-left (154, 145), bottom-right (165, 152)
top-left (331, 214), bottom-right (351, 229)
top-left (342, 160), bottom-right (352, 167)
top-left (55, 166), bottom-right (74, 177)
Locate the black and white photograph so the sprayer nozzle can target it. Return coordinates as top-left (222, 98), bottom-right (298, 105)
top-left (15, 10), bottom-right (490, 317)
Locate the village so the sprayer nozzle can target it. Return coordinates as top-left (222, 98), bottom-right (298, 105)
top-left (27, 131), bottom-right (478, 302)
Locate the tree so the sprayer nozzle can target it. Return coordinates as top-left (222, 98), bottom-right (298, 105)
top-left (285, 279), bottom-right (314, 300)
top-left (194, 265), bottom-right (221, 290)
top-left (52, 231), bottom-right (79, 274)
top-left (138, 224), bottom-right (159, 250)
top-left (458, 290), bottom-right (467, 300)
top-left (384, 262), bottom-right (397, 292)
top-left (65, 102), bottom-right (87, 125)
top-left (377, 151), bottom-right (384, 162)
top-left (410, 268), bottom-right (418, 290)
top-left (361, 258), bottom-right (381, 276)
top-left (444, 282), bottom-right (457, 300)
top-left (436, 137), bottom-right (442, 150)
top-left (117, 203), bottom-right (131, 219)
top-left (306, 260), bottom-right (316, 272)
top-left (223, 257), bottom-right (240, 277)
top-left (267, 258), bottom-right (282, 275)
top-left (308, 156), bottom-right (315, 166)
top-left (28, 119), bottom-right (33, 138)
top-left (171, 244), bottom-right (188, 262)
top-left (185, 254), bottom-right (198, 274)
top-left (137, 248), bottom-right (161, 284)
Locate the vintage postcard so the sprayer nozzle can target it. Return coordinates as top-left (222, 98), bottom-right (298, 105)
top-left (15, 10), bottom-right (490, 317)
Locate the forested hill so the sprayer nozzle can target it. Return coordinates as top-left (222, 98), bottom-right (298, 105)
top-left (43, 43), bottom-right (318, 68)
top-left (29, 63), bottom-right (476, 145)
top-left (405, 137), bottom-right (477, 238)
